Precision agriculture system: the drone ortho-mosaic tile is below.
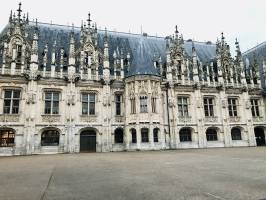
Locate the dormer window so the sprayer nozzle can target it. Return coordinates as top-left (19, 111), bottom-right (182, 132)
top-left (84, 52), bottom-right (91, 66)
top-left (16, 45), bottom-right (22, 63)
top-left (85, 52), bottom-right (89, 65)
top-left (177, 61), bottom-right (182, 80)
top-left (115, 94), bottom-right (122, 116)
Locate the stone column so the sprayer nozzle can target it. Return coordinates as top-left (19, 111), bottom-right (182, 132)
top-left (137, 125), bottom-right (141, 149)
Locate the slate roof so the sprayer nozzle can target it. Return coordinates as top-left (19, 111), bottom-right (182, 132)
top-left (0, 22), bottom-right (217, 77)
top-left (243, 42), bottom-right (266, 88)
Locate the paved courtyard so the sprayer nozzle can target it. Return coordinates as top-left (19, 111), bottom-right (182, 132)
top-left (0, 148), bottom-right (266, 200)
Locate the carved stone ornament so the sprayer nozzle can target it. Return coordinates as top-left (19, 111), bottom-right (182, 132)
top-left (23, 70), bottom-right (41, 81)
top-left (221, 99), bottom-right (227, 108)
top-left (80, 115), bottom-right (97, 123)
top-left (168, 97), bottom-right (175, 108)
top-left (0, 114), bottom-right (20, 122)
top-left (102, 96), bottom-right (111, 106)
top-left (204, 116), bottom-right (218, 123)
top-left (64, 73), bottom-right (80, 83)
top-left (139, 81), bottom-right (147, 95)
top-left (245, 100), bottom-right (250, 109)
top-left (26, 93), bottom-right (36, 104)
top-left (66, 94), bottom-right (75, 105)
top-left (42, 115), bottom-right (60, 123)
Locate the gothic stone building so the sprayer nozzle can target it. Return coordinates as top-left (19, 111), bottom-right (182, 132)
top-left (0, 4), bottom-right (266, 156)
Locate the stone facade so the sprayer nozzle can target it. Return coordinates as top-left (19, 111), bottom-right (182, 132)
top-left (0, 4), bottom-right (266, 156)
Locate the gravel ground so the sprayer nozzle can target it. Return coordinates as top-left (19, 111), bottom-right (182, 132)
top-left (0, 147), bottom-right (266, 200)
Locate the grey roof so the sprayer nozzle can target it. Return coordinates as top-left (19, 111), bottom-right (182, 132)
top-left (0, 22), bottom-right (217, 76)
top-left (243, 42), bottom-right (266, 88)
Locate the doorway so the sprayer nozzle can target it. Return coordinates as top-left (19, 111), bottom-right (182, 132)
top-left (80, 130), bottom-right (96, 152)
top-left (254, 127), bottom-right (266, 146)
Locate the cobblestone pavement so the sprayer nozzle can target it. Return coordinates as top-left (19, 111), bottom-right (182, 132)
top-left (0, 147), bottom-right (266, 200)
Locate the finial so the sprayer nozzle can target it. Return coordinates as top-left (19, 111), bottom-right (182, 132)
top-left (235, 38), bottom-right (238, 45)
top-left (17, 2), bottom-right (22, 21)
top-left (221, 32), bottom-right (225, 40)
top-left (87, 12), bottom-right (91, 28)
top-left (175, 25), bottom-right (178, 34)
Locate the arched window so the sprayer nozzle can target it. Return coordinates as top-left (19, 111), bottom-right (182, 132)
top-left (231, 127), bottom-right (242, 140)
top-left (0, 129), bottom-right (15, 147)
top-left (141, 128), bottom-right (149, 143)
top-left (41, 130), bottom-right (60, 146)
top-left (206, 128), bottom-right (218, 141)
top-left (131, 128), bottom-right (137, 143)
top-left (114, 128), bottom-right (124, 144)
top-left (153, 128), bottom-right (159, 142)
top-left (179, 128), bottom-right (192, 142)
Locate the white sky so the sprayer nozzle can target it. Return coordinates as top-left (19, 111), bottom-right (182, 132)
top-left (1, 0), bottom-right (266, 53)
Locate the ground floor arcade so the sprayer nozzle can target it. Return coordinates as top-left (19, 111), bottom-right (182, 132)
top-left (0, 124), bottom-right (265, 156)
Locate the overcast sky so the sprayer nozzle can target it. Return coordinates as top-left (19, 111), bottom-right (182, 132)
top-left (1, 0), bottom-right (266, 53)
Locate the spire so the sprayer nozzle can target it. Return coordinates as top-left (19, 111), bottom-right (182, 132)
top-left (26, 13), bottom-right (29, 24)
top-left (81, 20), bottom-right (84, 30)
top-left (69, 24), bottom-right (76, 67)
top-left (17, 2), bottom-right (22, 21)
top-left (51, 40), bottom-right (56, 65)
top-left (221, 32), bottom-right (225, 46)
top-left (103, 27), bottom-right (110, 82)
top-left (43, 43), bottom-right (48, 66)
top-left (104, 27), bottom-right (109, 61)
top-left (9, 10), bottom-right (13, 23)
top-left (94, 22), bottom-right (97, 32)
top-left (87, 12), bottom-right (91, 28)
top-left (235, 38), bottom-right (242, 59)
top-left (192, 41), bottom-right (196, 56)
top-left (35, 18), bottom-right (38, 30)
top-left (175, 25), bottom-right (178, 39)
top-left (235, 38), bottom-right (239, 50)
top-left (71, 23), bottom-right (75, 35)
top-left (104, 27), bottom-right (108, 47)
